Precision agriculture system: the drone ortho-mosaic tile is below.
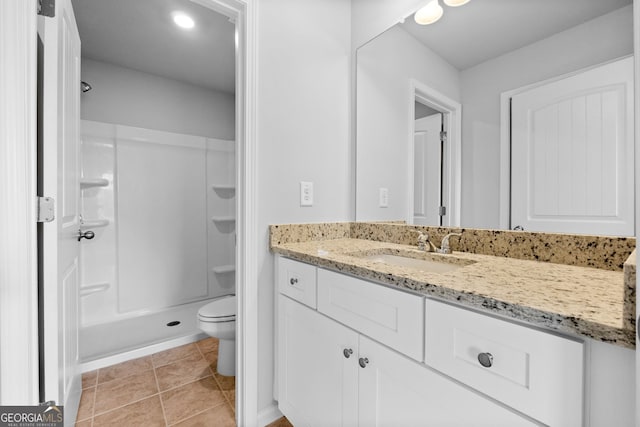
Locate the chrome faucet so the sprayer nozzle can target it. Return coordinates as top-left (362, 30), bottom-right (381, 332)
top-left (437, 232), bottom-right (462, 254)
top-left (417, 232), bottom-right (437, 252)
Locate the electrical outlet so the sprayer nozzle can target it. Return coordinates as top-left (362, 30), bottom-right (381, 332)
top-left (379, 187), bottom-right (389, 208)
top-left (300, 181), bottom-right (313, 206)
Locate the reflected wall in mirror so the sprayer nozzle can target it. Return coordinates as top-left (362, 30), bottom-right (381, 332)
top-left (355, 0), bottom-right (635, 236)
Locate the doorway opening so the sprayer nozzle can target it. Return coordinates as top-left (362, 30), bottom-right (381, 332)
top-left (409, 80), bottom-right (462, 227)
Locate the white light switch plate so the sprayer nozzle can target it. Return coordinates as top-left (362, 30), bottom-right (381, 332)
top-left (379, 187), bottom-right (389, 208)
top-left (300, 181), bottom-right (313, 206)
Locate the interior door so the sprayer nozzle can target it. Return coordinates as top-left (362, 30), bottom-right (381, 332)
top-left (413, 113), bottom-right (442, 225)
top-left (511, 57), bottom-right (634, 235)
top-left (41, 0), bottom-right (82, 422)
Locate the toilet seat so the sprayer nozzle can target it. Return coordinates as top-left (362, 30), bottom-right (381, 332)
top-left (198, 295), bottom-right (236, 322)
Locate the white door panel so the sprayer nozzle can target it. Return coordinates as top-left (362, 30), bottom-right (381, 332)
top-left (413, 113), bottom-right (442, 226)
top-left (511, 57), bottom-right (634, 235)
top-left (42, 0), bottom-right (82, 423)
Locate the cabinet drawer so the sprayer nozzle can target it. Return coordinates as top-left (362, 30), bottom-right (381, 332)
top-left (278, 257), bottom-right (317, 308)
top-left (317, 268), bottom-right (424, 361)
top-left (425, 299), bottom-right (583, 427)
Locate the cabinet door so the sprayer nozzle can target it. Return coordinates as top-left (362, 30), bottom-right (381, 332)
top-left (358, 336), bottom-right (538, 427)
top-left (278, 296), bottom-right (359, 427)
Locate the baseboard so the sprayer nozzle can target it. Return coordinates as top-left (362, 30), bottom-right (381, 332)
top-left (257, 402), bottom-right (283, 427)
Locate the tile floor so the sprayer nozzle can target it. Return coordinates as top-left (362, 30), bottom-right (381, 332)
top-left (77, 338), bottom-right (235, 426)
top-left (77, 337), bottom-right (293, 427)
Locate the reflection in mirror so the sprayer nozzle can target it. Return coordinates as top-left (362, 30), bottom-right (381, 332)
top-left (355, 0), bottom-right (635, 236)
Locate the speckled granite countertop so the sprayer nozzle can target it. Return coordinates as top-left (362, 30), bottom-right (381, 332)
top-left (271, 237), bottom-right (635, 349)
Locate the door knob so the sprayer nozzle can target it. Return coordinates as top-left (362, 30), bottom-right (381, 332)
top-left (358, 357), bottom-right (369, 368)
top-left (289, 277), bottom-right (298, 285)
top-left (77, 230), bottom-right (95, 241)
top-left (343, 348), bottom-right (353, 359)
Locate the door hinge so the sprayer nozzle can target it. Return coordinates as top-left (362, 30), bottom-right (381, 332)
top-left (37, 196), bottom-right (55, 223)
top-left (440, 131), bottom-right (447, 143)
top-left (438, 206), bottom-right (446, 216)
top-left (38, 0), bottom-right (55, 17)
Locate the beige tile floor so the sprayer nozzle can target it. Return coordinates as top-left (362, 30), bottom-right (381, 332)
top-left (77, 337), bottom-right (293, 427)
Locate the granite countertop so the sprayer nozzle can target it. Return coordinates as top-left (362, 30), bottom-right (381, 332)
top-left (271, 238), bottom-right (635, 349)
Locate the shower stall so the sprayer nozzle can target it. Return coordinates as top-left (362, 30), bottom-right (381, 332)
top-left (78, 120), bottom-right (235, 365)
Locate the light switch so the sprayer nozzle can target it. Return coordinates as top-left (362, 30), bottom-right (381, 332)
top-left (300, 181), bottom-right (313, 206)
top-left (379, 187), bottom-right (389, 208)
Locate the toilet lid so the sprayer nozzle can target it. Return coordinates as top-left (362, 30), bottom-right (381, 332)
top-left (198, 295), bottom-right (236, 320)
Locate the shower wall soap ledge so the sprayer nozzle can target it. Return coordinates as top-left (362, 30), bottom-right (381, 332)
top-left (81, 219), bottom-right (110, 228)
top-left (211, 216), bottom-right (235, 223)
top-left (212, 265), bottom-right (235, 274)
top-left (80, 178), bottom-right (109, 189)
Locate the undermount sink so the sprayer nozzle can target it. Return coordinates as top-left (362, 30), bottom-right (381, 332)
top-left (355, 251), bottom-right (474, 274)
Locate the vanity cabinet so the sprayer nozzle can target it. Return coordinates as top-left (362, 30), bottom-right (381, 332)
top-left (425, 300), bottom-right (583, 427)
top-left (277, 257), bottom-right (540, 426)
top-left (278, 295), bottom-right (537, 427)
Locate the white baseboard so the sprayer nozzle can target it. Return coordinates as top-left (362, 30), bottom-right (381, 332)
top-left (257, 402), bottom-right (283, 427)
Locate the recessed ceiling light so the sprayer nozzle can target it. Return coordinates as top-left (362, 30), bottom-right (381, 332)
top-left (414, 0), bottom-right (444, 25)
top-left (172, 11), bottom-right (195, 30)
top-left (443, 0), bottom-right (471, 6)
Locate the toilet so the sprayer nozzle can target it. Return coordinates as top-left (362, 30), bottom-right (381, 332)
top-left (197, 294), bottom-right (236, 376)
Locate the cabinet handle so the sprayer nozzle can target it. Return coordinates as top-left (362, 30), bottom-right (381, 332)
top-left (343, 348), bottom-right (353, 359)
top-left (289, 277), bottom-right (298, 285)
top-left (358, 357), bottom-right (369, 368)
top-left (477, 352), bottom-right (493, 368)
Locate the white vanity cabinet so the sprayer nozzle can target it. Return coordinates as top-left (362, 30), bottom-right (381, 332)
top-left (276, 257), bottom-right (539, 427)
top-left (278, 296), bottom-right (537, 427)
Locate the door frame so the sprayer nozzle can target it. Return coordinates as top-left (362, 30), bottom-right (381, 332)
top-left (498, 54), bottom-right (634, 230)
top-left (0, 2), bottom-right (259, 426)
top-left (408, 79), bottom-right (461, 226)
top-left (0, 0), bottom-right (39, 405)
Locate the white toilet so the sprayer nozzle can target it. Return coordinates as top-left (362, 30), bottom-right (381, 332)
top-left (197, 294), bottom-right (236, 376)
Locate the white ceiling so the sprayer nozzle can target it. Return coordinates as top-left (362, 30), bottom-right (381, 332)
top-left (400, 0), bottom-right (632, 70)
top-left (71, 0), bottom-right (236, 94)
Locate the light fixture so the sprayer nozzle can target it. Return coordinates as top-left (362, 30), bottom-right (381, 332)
top-left (414, 0), bottom-right (471, 25)
top-left (414, 0), bottom-right (444, 25)
top-left (172, 11), bottom-right (195, 30)
top-left (443, 0), bottom-right (471, 6)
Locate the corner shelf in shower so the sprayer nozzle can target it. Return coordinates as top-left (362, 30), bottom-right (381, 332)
top-left (81, 219), bottom-right (110, 228)
top-left (211, 216), bottom-right (236, 223)
top-left (80, 178), bottom-right (109, 189)
top-left (212, 265), bottom-right (235, 274)
top-left (80, 282), bottom-right (110, 297)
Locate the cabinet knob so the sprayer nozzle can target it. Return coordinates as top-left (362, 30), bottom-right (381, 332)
top-left (358, 357), bottom-right (369, 368)
top-left (343, 348), bottom-right (353, 359)
top-left (477, 352), bottom-right (493, 368)
top-left (289, 277), bottom-right (298, 285)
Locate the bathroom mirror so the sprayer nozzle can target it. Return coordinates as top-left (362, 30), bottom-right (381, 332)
top-left (355, 0), bottom-right (635, 236)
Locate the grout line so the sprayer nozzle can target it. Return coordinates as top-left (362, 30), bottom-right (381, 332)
top-left (92, 392), bottom-right (160, 418)
top-left (151, 364), bottom-right (169, 427)
top-left (167, 400), bottom-right (228, 426)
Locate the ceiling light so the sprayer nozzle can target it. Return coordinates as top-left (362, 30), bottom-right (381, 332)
top-left (414, 0), bottom-right (444, 25)
top-left (443, 0), bottom-right (471, 6)
top-left (172, 12), bottom-right (195, 30)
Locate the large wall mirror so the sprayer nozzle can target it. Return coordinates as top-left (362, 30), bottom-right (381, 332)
top-left (355, 0), bottom-right (635, 236)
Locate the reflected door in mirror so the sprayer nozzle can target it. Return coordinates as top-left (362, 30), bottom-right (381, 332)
top-left (511, 57), bottom-right (634, 236)
top-left (414, 113), bottom-right (442, 226)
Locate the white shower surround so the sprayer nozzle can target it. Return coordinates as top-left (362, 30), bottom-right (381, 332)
top-left (79, 120), bottom-right (235, 362)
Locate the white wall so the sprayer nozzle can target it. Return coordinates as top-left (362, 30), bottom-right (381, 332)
top-left (81, 58), bottom-right (235, 139)
top-left (460, 6), bottom-right (634, 228)
top-left (256, 0), bottom-right (352, 415)
top-left (356, 25), bottom-right (460, 221)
